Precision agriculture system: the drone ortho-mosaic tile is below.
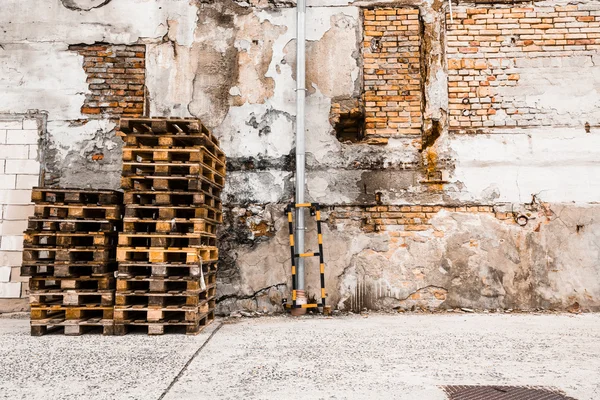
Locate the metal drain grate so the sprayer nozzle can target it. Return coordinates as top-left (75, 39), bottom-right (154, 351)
top-left (443, 386), bottom-right (578, 400)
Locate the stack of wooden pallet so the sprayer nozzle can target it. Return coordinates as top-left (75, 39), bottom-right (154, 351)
top-left (22, 188), bottom-right (122, 336)
top-left (115, 117), bottom-right (224, 335)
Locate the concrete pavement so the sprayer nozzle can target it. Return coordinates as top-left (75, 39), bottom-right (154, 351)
top-left (1, 313), bottom-right (599, 400)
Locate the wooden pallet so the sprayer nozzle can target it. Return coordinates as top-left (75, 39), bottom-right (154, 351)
top-left (122, 150), bottom-right (225, 177)
top-left (116, 272), bottom-right (216, 292)
top-left (122, 218), bottom-right (216, 235)
top-left (123, 190), bottom-right (205, 206)
top-left (31, 318), bottom-right (114, 336)
top-left (123, 205), bottom-right (222, 224)
top-left (123, 190), bottom-right (222, 209)
top-left (113, 310), bottom-right (214, 335)
top-left (29, 289), bottom-right (114, 307)
top-left (21, 263), bottom-right (116, 278)
top-left (22, 248), bottom-right (115, 263)
top-left (29, 274), bottom-right (114, 291)
top-left (119, 117), bottom-right (209, 136)
top-left (114, 300), bottom-right (215, 322)
top-left (117, 233), bottom-right (217, 248)
top-left (117, 261), bottom-right (217, 278)
top-left (123, 147), bottom-right (220, 164)
top-left (27, 218), bottom-right (120, 233)
top-left (33, 204), bottom-right (122, 220)
top-left (31, 187), bottom-right (122, 205)
top-left (115, 285), bottom-right (215, 307)
top-left (30, 305), bottom-right (114, 320)
top-left (121, 172), bottom-right (224, 191)
top-left (116, 247), bottom-right (218, 264)
top-left (24, 231), bottom-right (117, 248)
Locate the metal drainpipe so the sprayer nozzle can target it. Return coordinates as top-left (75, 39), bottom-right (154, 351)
top-left (295, 0), bottom-right (307, 292)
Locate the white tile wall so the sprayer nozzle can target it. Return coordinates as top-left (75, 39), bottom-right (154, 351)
top-left (0, 115), bottom-right (41, 299)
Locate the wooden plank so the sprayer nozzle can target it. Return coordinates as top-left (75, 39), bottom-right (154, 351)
top-left (31, 187), bottom-right (122, 205)
top-left (116, 247), bottom-right (218, 264)
top-left (117, 261), bottom-right (217, 278)
top-left (122, 218), bottom-right (216, 235)
top-left (117, 232), bottom-right (217, 248)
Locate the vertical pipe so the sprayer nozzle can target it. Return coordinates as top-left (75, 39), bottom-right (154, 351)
top-left (295, 0), bottom-right (306, 291)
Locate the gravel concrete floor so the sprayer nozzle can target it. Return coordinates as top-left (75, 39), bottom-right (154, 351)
top-left (1, 313), bottom-right (599, 400)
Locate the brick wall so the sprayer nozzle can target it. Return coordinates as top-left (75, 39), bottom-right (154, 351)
top-left (363, 8), bottom-right (423, 142)
top-left (447, 4), bottom-right (600, 132)
top-left (0, 115), bottom-right (42, 308)
top-left (331, 205), bottom-right (514, 235)
top-left (69, 44), bottom-right (146, 119)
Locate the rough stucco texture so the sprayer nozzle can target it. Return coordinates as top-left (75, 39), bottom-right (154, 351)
top-left (1, 0), bottom-right (599, 314)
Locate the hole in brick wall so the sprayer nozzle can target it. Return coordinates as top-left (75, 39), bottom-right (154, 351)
top-left (370, 37), bottom-right (382, 52)
top-left (331, 98), bottom-right (365, 143)
top-left (334, 111), bottom-right (365, 143)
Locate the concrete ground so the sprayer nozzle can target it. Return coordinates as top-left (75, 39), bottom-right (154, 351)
top-left (1, 313), bottom-right (599, 400)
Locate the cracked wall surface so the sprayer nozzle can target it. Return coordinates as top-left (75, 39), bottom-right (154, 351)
top-left (1, 0), bottom-right (600, 313)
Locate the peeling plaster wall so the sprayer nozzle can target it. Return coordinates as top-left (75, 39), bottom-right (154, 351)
top-left (1, 0), bottom-right (600, 313)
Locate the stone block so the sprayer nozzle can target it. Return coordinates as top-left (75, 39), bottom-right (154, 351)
top-left (22, 119), bottom-right (39, 130)
top-left (5, 159), bottom-right (40, 174)
top-left (3, 205), bottom-right (34, 221)
top-left (16, 175), bottom-right (39, 190)
top-left (0, 251), bottom-right (23, 267)
top-left (0, 145), bottom-right (29, 159)
top-left (0, 282), bottom-right (21, 298)
top-left (6, 129), bottom-right (39, 145)
top-left (0, 235), bottom-right (24, 251)
top-left (0, 220), bottom-right (27, 236)
top-left (0, 174), bottom-right (16, 190)
top-left (0, 189), bottom-right (33, 205)
top-left (0, 120), bottom-right (22, 130)
top-left (0, 266), bottom-right (10, 282)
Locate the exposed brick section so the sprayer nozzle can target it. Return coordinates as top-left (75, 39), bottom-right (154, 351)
top-left (69, 44), bottom-right (146, 118)
top-left (447, 4), bottom-right (600, 132)
top-left (331, 205), bottom-right (513, 235)
top-left (363, 8), bottom-right (423, 140)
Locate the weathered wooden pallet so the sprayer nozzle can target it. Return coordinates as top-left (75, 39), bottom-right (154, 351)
top-left (122, 218), bottom-right (216, 235)
top-left (117, 261), bottom-right (217, 278)
top-left (117, 233), bottom-right (217, 248)
top-left (33, 204), bottom-right (122, 220)
top-left (22, 248), bottom-right (115, 264)
top-left (113, 310), bottom-right (214, 335)
top-left (29, 274), bottom-right (115, 291)
top-left (123, 190), bottom-right (205, 206)
top-left (31, 187), bottom-right (123, 206)
top-left (27, 218), bottom-right (120, 233)
top-left (115, 285), bottom-right (215, 307)
top-left (29, 289), bottom-right (115, 307)
top-left (121, 173), bottom-right (224, 192)
top-left (114, 300), bottom-right (215, 323)
top-left (20, 262), bottom-right (116, 278)
top-left (123, 205), bottom-right (222, 224)
top-left (122, 149), bottom-right (225, 177)
top-left (30, 305), bottom-right (114, 320)
top-left (116, 246), bottom-right (218, 264)
top-left (116, 272), bottom-right (216, 292)
top-left (119, 117), bottom-right (209, 136)
top-left (123, 148), bottom-right (217, 164)
top-left (31, 318), bottom-right (114, 336)
top-left (24, 231), bottom-right (117, 248)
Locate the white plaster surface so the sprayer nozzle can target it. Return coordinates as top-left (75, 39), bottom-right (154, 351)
top-left (450, 129), bottom-right (600, 203)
